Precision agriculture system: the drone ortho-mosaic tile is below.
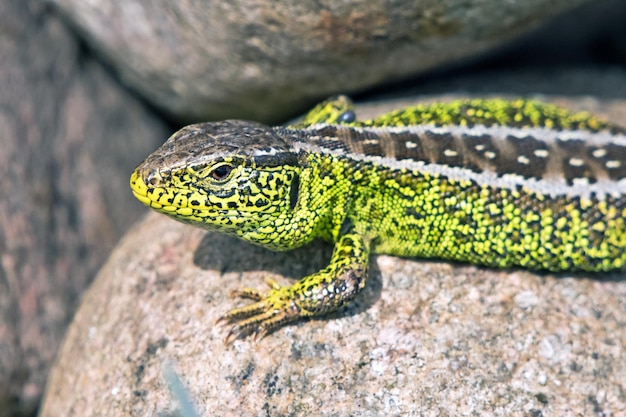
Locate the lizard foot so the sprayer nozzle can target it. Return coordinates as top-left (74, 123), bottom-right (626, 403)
top-left (218, 277), bottom-right (303, 344)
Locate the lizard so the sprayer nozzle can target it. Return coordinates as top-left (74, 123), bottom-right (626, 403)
top-left (130, 95), bottom-right (626, 342)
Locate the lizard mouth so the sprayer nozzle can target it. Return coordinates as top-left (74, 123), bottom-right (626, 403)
top-left (129, 170), bottom-right (151, 201)
top-left (129, 169), bottom-right (179, 211)
top-left (131, 189), bottom-right (152, 207)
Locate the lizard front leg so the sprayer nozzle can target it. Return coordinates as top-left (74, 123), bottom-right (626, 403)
top-left (221, 232), bottom-right (370, 343)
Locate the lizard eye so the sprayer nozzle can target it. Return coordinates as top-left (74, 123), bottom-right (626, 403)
top-left (209, 163), bottom-right (233, 181)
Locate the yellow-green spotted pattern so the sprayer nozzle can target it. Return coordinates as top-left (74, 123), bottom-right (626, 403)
top-left (130, 96), bottom-right (626, 341)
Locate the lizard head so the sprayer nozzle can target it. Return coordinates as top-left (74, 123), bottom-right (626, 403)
top-left (130, 121), bottom-right (304, 249)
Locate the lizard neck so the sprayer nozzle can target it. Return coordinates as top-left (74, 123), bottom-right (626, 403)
top-left (297, 151), bottom-right (355, 243)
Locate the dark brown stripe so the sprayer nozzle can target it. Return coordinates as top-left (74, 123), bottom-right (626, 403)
top-left (290, 124), bottom-right (626, 188)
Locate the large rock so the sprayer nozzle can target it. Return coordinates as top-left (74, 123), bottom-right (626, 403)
top-left (40, 92), bottom-right (626, 416)
top-left (0, 0), bottom-right (168, 415)
top-left (49, 0), bottom-right (592, 123)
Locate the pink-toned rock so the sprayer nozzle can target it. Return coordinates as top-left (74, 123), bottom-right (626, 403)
top-left (0, 0), bottom-right (168, 414)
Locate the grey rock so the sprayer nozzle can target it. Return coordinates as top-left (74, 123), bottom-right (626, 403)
top-left (50, 0), bottom-right (590, 122)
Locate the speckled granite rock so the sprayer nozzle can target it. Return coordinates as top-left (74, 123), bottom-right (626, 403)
top-left (41, 94), bottom-right (626, 416)
top-left (0, 0), bottom-right (167, 415)
top-left (49, 0), bottom-right (591, 123)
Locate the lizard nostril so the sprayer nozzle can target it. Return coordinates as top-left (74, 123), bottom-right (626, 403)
top-left (145, 170), bottom-right (160, 187)
top-left (143, 168), bottom-right (172, 187)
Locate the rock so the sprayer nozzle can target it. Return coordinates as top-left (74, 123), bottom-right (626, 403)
top-left (41, 92), bottom-right (626, 416)
top-left (49, 0), bottom-right (592, 123)
top-left (0, 0), bottom-right (168, 414)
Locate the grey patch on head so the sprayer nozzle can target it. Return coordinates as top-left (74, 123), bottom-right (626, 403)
top-left (139, 120), bottom-right (295, 173)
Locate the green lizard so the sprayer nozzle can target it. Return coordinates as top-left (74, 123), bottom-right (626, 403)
top-left (130, 96), bottom-right (626, 342)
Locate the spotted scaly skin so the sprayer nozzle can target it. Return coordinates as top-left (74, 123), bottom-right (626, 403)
top-left (130, 96), bottom-right (626, 341)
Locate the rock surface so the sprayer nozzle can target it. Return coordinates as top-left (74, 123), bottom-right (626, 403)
top-left (49, 0), bottom-right (591, 123)
top-left (0, 0), bottom-right (167, 415)
top-left (41, 94), bottom-right (626, 416)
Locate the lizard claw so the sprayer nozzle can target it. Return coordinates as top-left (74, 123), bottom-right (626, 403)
top-left (218, 278), bottom-right (301, 344)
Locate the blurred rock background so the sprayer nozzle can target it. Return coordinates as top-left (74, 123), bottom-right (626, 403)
top-left (1, 0), bottom-right (626, 415)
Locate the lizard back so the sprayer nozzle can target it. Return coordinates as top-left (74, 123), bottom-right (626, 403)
top-left (277, 117), bottom-right (626, 271)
